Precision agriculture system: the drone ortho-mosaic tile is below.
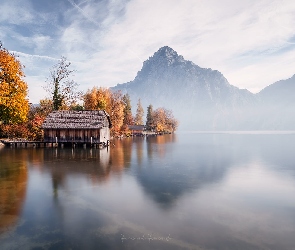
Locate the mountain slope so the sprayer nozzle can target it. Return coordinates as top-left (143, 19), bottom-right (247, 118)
top-left (112, 46), bottom-right (256, 130)
top-left (258, 74), bottom-right (295, 105)
top-left (256, 75), bottom-right (295, 129)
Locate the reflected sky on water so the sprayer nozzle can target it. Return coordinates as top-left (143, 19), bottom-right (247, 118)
top-left (0, 133), bottom-right (295, 249)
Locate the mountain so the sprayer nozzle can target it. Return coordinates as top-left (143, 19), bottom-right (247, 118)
top-left (112, 46), bottom-right (294, 130)
top-left (256, 75), bottom-right (295, 129)
top-left (258, 74), bottom-right (295, 105)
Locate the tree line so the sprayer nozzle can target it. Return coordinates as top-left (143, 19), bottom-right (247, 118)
top-left (0, 43), bottom-right (178, 140)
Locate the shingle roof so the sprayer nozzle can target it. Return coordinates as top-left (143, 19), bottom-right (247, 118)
top-left (128, 125), bottom-right (145, 131)
top-left (42, 110), bottom-right (111, 129)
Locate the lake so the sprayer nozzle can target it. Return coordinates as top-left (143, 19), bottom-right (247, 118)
top-left (1, 132), bottom-right (295, 250)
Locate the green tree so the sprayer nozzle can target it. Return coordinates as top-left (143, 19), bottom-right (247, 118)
top-left (134, 99), bottom-right (144, 125)
top-left (45, 56), bottom-right (81, 110)
top-left (122, 94), bottom-right (133, 126)
top-left (146, 104), bottom-right (154, 131)
top-left (0, 42), bottom-right (29, 124)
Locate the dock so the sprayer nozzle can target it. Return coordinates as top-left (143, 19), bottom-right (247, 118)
top-left (0, 140), bottom-right (109, 149)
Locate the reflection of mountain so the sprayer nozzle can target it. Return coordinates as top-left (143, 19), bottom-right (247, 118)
top-left (134, 133), bottom-right (295, 209)
top-left (0, 149), bottom-right (28, 233)
top-left (239, 134), bottom-right (295, 176)
top-left (135, 134), bottom-right (232, 209)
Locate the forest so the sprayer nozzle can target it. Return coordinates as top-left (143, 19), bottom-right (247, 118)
top-left (0, 43), bottom-right (178, 141)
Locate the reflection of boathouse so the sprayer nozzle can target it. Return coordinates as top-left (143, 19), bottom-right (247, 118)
top-left (42, 110), bottom-right (111, 145)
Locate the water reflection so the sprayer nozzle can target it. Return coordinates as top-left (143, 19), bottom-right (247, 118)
top-left (135, 134), bottom-right (233, 209)
top-left (110, 138), bottom-right (132, 169)
top-left (147, 133), bottom-right (177, 159)
top-left (0, 149), bottom-right (28, 234)
top-left (43, 147), bottom-right (111, 185)
top-left (0, 133), bottom-right (295, 249)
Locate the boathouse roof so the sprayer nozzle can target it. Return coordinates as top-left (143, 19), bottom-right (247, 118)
top-left (42, 110), bottom-right (112, 129)
top-left (128, 125), bottom-right (146, 131)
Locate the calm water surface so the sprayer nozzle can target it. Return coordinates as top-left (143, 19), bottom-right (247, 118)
top-left (1, 133), bottom-right (295, 250)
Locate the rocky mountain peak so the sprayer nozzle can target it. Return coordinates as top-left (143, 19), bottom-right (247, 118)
top-left (153, 46), bottom-right (179, 61)
top-left (143, 46), bottom-right (184, 68)
top-left (134, 46), bottom-right (189, 81)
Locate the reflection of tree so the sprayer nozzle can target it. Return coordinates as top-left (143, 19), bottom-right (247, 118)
top-left (110, 138), bottom-right (133, 170)
top-left (0, 149), bottom-right (28, 234)
top-left (146, 134), bottom-right (176, 159)
top-left (52, 170), bottom-right (66, 198)
top-left (133, 137), bottom-right (144, 166)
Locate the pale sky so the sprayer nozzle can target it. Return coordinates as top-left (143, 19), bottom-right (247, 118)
top-left (1, 0), bottom-right (295, 103)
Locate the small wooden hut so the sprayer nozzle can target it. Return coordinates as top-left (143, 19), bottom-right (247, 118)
top-left (42, 110), bottom-right (111, 145)
top-left (128, 125), bottom-right (146, 136)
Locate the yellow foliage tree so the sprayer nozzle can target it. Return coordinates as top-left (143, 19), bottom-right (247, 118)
top-left (84, 87), bottom-right (111, 110)
top-left (152, 108), bottom-right (178, 133)
top-left (0, 42), bottom-right (29, 124)
top-left (108, 91), bottom-right (124, 135)
top-left (84, 87), bottom-right (124, 136)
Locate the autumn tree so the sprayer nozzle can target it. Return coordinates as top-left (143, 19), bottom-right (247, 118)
top-left (84, 87), bottom-right (111, 110)
top-left (45, 56), bottom-right (81, 110)
top-left (84, 87), bottom-right (125, 136)
top-left (0, 42), bottom-right (29, 124)
top-left (26, 105), bottom-right (45, 141)
top-left (109, 91), bottom-right (124, 135)
top-left (23, 99), bottom-right (55, 141)
top-left (164, 109), bottom-right (178, 132)
top-left (134, 99), bottom-right (144, 125)
top-left (153, 108), bottom-right (166, 132)
top-left (37, 98), bottom-right (53, 118)
top-left (152, 108), bottom-right (178, 133)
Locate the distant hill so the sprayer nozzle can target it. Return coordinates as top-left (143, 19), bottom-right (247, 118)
top-left (112, 46), bottom-right (295, 130)
top-left (256, 75), bottom-right (295, 129)
top-left (258, 74), bottom-right (295, 105)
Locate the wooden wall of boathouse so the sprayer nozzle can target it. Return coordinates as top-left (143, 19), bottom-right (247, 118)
top-left (44, 127), bottom-right (110, 144)
top-left (42, 110), bottom-right (111, 145)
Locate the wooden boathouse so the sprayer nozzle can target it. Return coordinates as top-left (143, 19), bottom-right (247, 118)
top-left (42, 110), bottom-right (112, 147)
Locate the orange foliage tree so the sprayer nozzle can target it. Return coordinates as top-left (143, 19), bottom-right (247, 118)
top-left (0, 42), bottom-right (29, 124)
top-left (84, 87), bottom-right (111, 110)
top-left (151, 107), bottom-right (178, 133)
top-left (84, 87), bottom-right (125, 136)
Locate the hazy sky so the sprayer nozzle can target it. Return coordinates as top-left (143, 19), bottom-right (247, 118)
top-left (1, 0), bottom-right (295, 103)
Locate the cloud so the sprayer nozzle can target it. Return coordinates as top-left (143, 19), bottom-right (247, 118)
top-left (67, 0), bottom-right (102, 26)
top-left (93, 0), bottom-right (295, 92)
top-left (2, 0), bottom-right (295, 102)
top-left (26, 76), bottom-right (48, 104)
top-left (0, 0), bottom-right (34, 25)
top-left (12, 51), bottom-right (58, 62)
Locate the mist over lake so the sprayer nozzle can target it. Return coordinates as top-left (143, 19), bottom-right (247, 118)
top-left (1, 132), bottom-right (295, 250)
